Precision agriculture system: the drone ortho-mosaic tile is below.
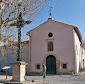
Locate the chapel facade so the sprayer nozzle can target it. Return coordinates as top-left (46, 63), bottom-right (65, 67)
top-left (26, 18), bottom-right (84, 75)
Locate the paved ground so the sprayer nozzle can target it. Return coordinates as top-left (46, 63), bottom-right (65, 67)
top-left (25, 75), bottom-right (85, 84)
top-left (1, 70), bottom-right (85, 84)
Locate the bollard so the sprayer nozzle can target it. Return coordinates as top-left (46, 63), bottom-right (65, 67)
top-left (43, 64), bottom-right (46, 84)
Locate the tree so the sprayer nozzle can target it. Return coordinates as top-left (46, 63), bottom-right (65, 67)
top-left (0, 0), bottom-right (49, 60)
top-left (0, 0), bottom-right (49, 42)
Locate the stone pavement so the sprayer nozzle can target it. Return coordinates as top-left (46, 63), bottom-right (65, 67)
top-left (77, 69), bottom-right (85, 75)
top-left (1, 75), bottom-right (85, 84)
top-left (1, 70), bottom-right (85, 84)
top-left (0, 75), bottom-right (43, 84)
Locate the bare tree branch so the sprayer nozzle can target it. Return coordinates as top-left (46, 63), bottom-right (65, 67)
top-left (0, 0), bottom-right (49, 60)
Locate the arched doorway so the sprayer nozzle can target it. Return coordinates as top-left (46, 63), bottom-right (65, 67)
top-left (46, 55), bottom-right (56, 74)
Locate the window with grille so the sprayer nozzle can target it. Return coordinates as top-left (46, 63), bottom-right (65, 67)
top-left (48, 42), bottom-right (53, 51)
top-left (63, 64), bottom-right (67, 69)
top-left (36, 64), bottom-right (40, 69)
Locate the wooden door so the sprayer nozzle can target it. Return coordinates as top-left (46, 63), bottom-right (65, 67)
top-left (46, 55), bottom-right (56, 74)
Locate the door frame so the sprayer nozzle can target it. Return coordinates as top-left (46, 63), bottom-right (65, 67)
top-left (46, 55), bottom-right (56, 74)
top-left (43, 54), bottom-right (60, 75)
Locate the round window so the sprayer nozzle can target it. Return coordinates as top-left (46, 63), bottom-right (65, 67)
top-left (48, 32), bottom-right (53, 37)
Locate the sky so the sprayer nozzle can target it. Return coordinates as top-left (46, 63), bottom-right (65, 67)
top-left (21, 0), bottom-right (85, 42)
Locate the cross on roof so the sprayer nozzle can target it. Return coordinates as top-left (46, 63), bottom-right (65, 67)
top-left (49, 7), bottom-right (52, 19)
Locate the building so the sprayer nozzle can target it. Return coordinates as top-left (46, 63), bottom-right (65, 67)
top-left (0, 40), bottom-right (29, 75)
top-left (26, 18), bottom-right (84, 75)
top-left (81, 44), bottom-right (85, 69)
top-left (0, 18), bottom-right (85, 75)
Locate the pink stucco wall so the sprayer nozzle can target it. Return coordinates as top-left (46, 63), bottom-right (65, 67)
top-left (28, 19), bottom-right (80, 73)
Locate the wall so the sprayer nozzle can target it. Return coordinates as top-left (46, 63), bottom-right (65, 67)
top-left (0, 41), bottom-right (29, 75)
top-left (81, 45), bottom-right (85, 69)
top-left (73, 30), bottom-right (81, 73)
top-left (21, 42), bottom-right (29, 74)
top-left (28, 19), bottom-right (76, 74)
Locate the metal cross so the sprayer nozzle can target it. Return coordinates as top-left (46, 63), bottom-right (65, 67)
top-left (49, 7), bottom-right (52, 18)
top-left (10, 12), bottom-right (32, 61)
